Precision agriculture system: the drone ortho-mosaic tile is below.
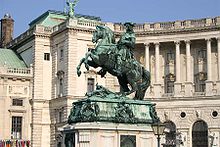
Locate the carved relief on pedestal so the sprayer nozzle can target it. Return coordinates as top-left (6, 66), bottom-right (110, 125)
top-left (8, 85), bottom-right (29, 96)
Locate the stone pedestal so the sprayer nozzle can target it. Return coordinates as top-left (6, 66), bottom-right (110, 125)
top-left (174, 82), bottom-right (182, 97)
top-left (154, 83), bottom-right (162, 97)
top-left (205, 81), bottom-right (213, 96)
top-left (60, 86), bottom-right (160, 147)
top-left (60, 122), bottom-right (156, 147)
top-left (185, 82), bottom-right (193, 97)
top-left (216, 81), bottom-right (220, 95)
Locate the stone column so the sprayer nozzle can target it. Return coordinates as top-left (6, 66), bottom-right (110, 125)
top-left (217, 37), bottom-right (220, 80)
top-left (144, 43), bottom-right (150, 71)
top-left (154, 42), bottom-right (162, 97)
top-left (155, 42), bottom-right (160, 83)
top-left (175, 41), bottom-right (181, 82)
top-left (206, 38), bottom-right (212, 81)
top-left (205, 38), bottom-right (213, 96)
top-left (216, 37), bottom-right (220, 95)
top-left (184, 40), bottom-right (193, 96)
top-left (174, 41), bottom-right (182, 96)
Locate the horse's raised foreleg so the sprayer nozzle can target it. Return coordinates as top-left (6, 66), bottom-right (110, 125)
top-left (84, 52), bottom-right (92, 71)
top-left (76, 52), bottom-right (92, 77)
top-left (76, 57), bottom-right (86, 77)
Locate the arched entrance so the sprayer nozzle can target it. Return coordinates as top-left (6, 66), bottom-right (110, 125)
top-left (192, 120), bottom-right (208, 147)
top-left (163, 121), bottom-right (176, 147)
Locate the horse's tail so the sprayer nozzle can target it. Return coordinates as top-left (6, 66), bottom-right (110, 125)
top-left (135, 67), bottom-right (151, 100)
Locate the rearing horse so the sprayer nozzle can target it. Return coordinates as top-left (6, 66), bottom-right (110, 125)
top-left (76, 25), bottom-right (151, 100)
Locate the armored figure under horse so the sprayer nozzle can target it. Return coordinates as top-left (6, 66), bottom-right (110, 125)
top-left (76, 25), bottom-right (150, 100)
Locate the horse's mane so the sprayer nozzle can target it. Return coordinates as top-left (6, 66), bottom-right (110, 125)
top-left (99, 26), bottom-right (116, 44)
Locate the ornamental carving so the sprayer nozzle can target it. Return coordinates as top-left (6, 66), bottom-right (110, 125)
top-left (68, 99), bottom-right (100, 123)
top-left (166, 73), bottom-right (176, 82)
top-left (8, 85), bottom-right (28, 95)
top-left (196, 72), bottom-right (207, 81)
top-left (149, 105), bottom-right (160, 123)
top-left (114, 101), bottom-right (135, 123)
top-left (57, 70), bottom-right (65, 79)
top-left (197, 58), bottom-right (206, 64)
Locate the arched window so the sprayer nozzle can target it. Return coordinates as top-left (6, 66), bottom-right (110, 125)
top-left (192, 120), bottom-right (208, 147)
top-left (163, 121), bottom-right (176, 147)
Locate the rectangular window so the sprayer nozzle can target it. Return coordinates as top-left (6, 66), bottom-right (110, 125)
top-left (166, 52), bottom-right (175, 64)
top-left (194, 73), bottom-right (206, 92)
top-left (166, 81), bottom-right (174, 93)
top-left (60, 49), bottom-right (63, 59)
top-left (59, 78), bottom-right (63, 97)
top-left (87, 78), bottom-right (95, 93)
top-left (58, 111), bottom-right (63, 123)
top-left (44, 53), bottom-right (50, 61)
top-left (11, 116), bottom-right (22, 139)
top-left (198, 50), bottom-right (206, 61)
top-left (12, 99), bottom-right (23, 106)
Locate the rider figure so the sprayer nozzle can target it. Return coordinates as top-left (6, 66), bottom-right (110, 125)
top-left (115, 22), bottom-right (136, 76)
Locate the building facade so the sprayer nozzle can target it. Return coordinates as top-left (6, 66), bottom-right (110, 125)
top-left (0, 10), bottom-right (220, 147)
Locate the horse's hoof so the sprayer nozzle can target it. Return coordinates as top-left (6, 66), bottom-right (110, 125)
top-left (77, 71), bottom-right (81, 77)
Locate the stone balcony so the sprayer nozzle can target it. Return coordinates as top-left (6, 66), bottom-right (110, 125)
top-left (0, 66), bottom-right (32, 78)
top-left (114, 16), bottom-right (220, 32)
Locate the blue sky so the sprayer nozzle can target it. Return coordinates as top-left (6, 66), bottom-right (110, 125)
top-left (0, 0), bottom-right (220, 37)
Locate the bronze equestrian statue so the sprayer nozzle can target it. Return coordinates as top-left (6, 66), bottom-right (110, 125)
top-left (76, 22), bottom-right (151, 100)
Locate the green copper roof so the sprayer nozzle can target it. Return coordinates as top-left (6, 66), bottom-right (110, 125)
top-left (29, 10), bottom-right (101, 28)
top-left (0, 48), bottom-right (27, 68)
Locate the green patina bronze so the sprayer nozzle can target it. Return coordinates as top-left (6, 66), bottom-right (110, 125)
top-left (77, 23), bottom-right (151, 100)
top-left (68, 85), bottom-right (159, 124)
top-left (66, 0), bottom-right (79, 18)
top-left (68, 23), bottom-right (159, 125)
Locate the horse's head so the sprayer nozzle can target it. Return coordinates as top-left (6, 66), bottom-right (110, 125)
top-left (92, 25), bottom-right (104, 43)
top-left (92, 25), bottom-right (115, 44)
